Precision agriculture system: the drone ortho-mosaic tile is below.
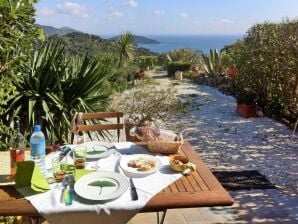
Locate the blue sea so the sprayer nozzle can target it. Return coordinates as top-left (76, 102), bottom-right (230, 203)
top-left (137, 35), bottom-right (243, 53)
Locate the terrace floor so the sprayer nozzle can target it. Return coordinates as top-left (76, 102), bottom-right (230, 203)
top-left (127, 70), bottom-right (297, 223)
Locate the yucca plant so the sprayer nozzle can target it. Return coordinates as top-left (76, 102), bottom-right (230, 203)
top-left (8, 41), bottom-right (115, 144)
top-left (114, 32), bottom-right (136, 69)
top-left (8, 41), bottom-right (67, 140)
top-left (57, 54), bottom-right (115, 143)
top-left (200, 49), bottom-right (227, 77)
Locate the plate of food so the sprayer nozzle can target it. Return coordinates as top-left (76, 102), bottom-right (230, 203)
top-left (74, 171), bottom-right (129, 201)
top-left (119, 154), bottom-right (162, 178)
top-left (81, 142), bottom-right (115, 159)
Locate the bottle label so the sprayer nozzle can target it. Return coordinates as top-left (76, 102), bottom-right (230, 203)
top-left (10, 149), bottom-right (25, 162)
top-left (10, 149), bottom-right (25, 177)
top-left (31, 143), bottom-right (45, 157)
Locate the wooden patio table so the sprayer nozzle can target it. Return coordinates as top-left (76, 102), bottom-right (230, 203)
top-left (0, 142), bottom-right (233, 220)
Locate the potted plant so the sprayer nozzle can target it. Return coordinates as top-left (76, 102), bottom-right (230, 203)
top-left (236, 88), bottom-right (258, 118)
top-left (110, 86), bottom-right (187, 141)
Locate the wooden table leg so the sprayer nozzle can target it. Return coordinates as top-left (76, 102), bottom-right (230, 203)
top-left (29, 216), bottom-right (44, 224)
top-left (156, 210), bottom-right (167, 224)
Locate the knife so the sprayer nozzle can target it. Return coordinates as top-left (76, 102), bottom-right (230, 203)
top-left (129, 178), bottom-right (138, 201)
top-left (59, 146), bottom-right (72, 162)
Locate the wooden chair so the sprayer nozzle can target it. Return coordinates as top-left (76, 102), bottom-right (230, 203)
top-left (72, 112), bottom-right (124, 142)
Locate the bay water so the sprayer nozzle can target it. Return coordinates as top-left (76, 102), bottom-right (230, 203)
top-left (137, 35), bottom-right (243, 53)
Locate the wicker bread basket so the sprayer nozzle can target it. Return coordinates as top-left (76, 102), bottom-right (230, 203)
top-left (147, 137), bottom-right (183, 154)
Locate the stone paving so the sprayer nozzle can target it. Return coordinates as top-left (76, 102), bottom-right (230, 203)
top-left (126, 71), bottom-right (298, 224)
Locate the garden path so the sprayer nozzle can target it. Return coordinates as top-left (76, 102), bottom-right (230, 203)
top-left (128, 70), bottom-right (298, 224)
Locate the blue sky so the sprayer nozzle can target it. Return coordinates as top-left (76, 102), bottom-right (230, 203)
top-left (35, 0), bottom-right (298, 35)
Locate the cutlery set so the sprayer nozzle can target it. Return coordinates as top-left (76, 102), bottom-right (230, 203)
top-left (60, 175), bottom-right (75, 205)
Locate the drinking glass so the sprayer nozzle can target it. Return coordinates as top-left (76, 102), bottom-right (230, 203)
top-left (73, 146), bottom-right (87, 169)
top-left (52, 157), bottom-right (65, 182)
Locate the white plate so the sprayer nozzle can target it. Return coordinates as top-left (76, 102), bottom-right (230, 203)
top-left (74, 171), bottom-right (128, 201)
top-left (82, 142), bottom-right (115, 159)
top-left (120, 154), bottom-right (162, 178)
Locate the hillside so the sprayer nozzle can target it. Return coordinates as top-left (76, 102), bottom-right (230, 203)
top-left (110, 35), bottom-right (159, 45)
top-left (46, 32), bottom-right (114, 58)
top-left (44, 32), bottom-right (155, 58)
top-left (36, 24), bottom-right (78, 36)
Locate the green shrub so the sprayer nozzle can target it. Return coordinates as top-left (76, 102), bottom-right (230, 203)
top-left (182, 71), bottom-right (199, 79)
top-left (236, 19), bottom-right (298, 120)
top-left (0, 0), bottom-right (42, 150)
top-left (168, 48), bottom-right (201, 64)
top-left (136, 56), bottom-right (158, 70)
top-left (112, 63), bottom-right (139, 82)
top-left (167, 62), bottom-right (191, 76)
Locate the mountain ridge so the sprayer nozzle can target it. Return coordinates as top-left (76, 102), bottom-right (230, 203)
top-left (36, 24), bottom-right (159, 45)
top-left (35, 24), bottom-right (78, 36)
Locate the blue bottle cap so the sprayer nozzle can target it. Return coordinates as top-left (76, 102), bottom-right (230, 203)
top-left (34, 124), bottom-right (41, 132)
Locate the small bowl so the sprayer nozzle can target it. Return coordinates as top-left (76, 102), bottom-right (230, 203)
top-left (169, 155), bottom-right (190, 172)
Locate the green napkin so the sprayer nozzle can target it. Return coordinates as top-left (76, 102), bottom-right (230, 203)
top-left (15, 161), bottom-right (50, 194)
top-left (74, 169), bottom-right (95, 181)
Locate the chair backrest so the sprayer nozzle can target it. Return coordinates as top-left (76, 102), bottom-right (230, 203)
top-left (72, 112), bottom-right (124, 142)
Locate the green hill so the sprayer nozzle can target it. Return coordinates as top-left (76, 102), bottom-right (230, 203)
top-left (47, 32), bottom-right (114, 57)
top-left (44, 32), bottom-right (155, 58)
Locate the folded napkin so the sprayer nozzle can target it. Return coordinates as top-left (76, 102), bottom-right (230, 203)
top-left (15, 161), bottom-right (50, 196)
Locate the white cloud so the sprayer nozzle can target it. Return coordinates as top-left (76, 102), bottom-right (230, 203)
top-left (108, 7), bottom-right (124, 19)
top-left (110, 10), bottom-right (124, 18)
top-left (56, 2), bottom-right (88, 19)
top-left (125, 0), bottom-right (138, 8)
top-left (194, 20), bottom-right (200, 25)
top-left (212, 19), bottom-right (235, 25)
top-left (179, 12), bottom-right (189, 19)
top-left (153, 10), bottom-right (165, 17)
top-left (39, 7), bottom-right (54, 17)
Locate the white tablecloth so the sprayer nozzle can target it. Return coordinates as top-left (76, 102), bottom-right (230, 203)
top-left (22, 142), bottom-right (182, 224)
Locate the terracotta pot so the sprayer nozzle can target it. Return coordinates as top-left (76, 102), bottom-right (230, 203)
top-left (124, 123), bottom-right (141, 142)
top-left (236, 104), bottom-right (257, 118)
top-left (227, 67), bottom-right (238, 78)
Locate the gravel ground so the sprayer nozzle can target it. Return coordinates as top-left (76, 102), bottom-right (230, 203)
top-left (149, 70), bottom-right (298, 192)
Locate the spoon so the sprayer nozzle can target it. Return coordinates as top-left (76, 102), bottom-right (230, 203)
top-left (60, 176), bottom-right (69, 204)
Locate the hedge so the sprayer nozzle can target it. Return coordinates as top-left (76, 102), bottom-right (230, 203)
top-left (166, 62), bottom-right (191, 76)
top-left (235, 19), bottom-right (298, 122)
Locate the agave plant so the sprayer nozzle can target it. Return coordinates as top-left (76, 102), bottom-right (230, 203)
top-left (200, 49), bottom-right (227, 77)
top-left (8, 41), bottom-right (115, 144)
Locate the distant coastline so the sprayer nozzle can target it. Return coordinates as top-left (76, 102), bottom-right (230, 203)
top-left (36, 24), bottom-right (244, 54)
top-left (137, 35), bottom-right (243, 53)
top-left (109, 35), bottom-right (159, 45)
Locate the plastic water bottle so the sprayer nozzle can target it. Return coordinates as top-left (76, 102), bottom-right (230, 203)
top-left (30, 124), bottom-right (46, 175)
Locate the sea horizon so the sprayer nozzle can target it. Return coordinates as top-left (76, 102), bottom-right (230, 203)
top-left (101, 34), bottom-right (244, 53)
top-left (137, 34), bottom-right (244, 53)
